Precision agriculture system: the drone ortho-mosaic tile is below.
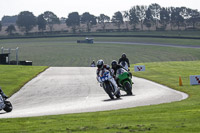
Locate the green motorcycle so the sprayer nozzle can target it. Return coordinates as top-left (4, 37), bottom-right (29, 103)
top-left (116, 68), bottom-right (133, 95)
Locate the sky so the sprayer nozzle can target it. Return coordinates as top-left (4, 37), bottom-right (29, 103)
top-left (1, 0), bottom-right (200, 20)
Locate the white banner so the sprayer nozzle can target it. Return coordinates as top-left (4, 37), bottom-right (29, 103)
top-left (190, 75), bottom-right (200, 85)
top-left (134, 65), bottom-right (145, 72)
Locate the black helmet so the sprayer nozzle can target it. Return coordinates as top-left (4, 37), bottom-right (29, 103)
top-left (122, 53), bottom-right (126, 58)
top-left (97, 59), bottom-right (104, 69)
top-left (111, 60), bottom-right (117, 69)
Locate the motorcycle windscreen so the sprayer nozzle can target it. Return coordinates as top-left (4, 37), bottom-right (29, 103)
top-left (116, 68), bottom-right (125, 76)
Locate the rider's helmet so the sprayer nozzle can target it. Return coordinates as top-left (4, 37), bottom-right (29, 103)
top-left (97, 59), bottom-right (104, 69)
top-left (111, 60), bottom-right (118, 69)
top-left (122, 53), bottom-right (126, 58)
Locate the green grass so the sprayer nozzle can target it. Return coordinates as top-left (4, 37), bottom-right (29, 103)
top-left (0, 61), bottom-right (200, 133)
top-left (0, 65), bottom-right (48, 96)
top-left (0, 37), bottom-right (200, 132)
top-left (0, 37), bottom-right (200, 66)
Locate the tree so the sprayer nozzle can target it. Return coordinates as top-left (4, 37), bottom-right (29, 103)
top-left (149, 3), bottom-right (161, 29)
top-left (123, 11), bottom-right (129, 30)
top-left (5, 25), bottom-right (16, 35)
top-left (97, 14), bottom-right (110, 31)
top-left (135, 5), bottom-right (147, 30)
top-left (186, 9), bottom-right (200, 29)
top-left (16, 11), bottom-right (36, 33)
top-left (112, 11), bottom-right (124, 30)
top-left (0, 21), bottom-right (2, 31)
top-left (129, 6), bottom-right (139, 30)
top-left (66, 12), bottom-right (80, 33)
top-left (37, 14), bottom-right (47, 32)
top-left (81, 12), bottom-right (97, 32)
top-left (43, 11), bottom-right (60, 32)
top-left (179, 7), bottom-right (191, 29)
top-left (160, 7), bottom-right (170, 30)
top-left (171, 7), bottom-right (184, 30)
top-left (143, 8), bottom-right (154, 31)
top-left (168, 7), bottom-right (174, 30)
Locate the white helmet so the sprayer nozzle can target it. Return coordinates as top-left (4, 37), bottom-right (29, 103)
top-left (97, 59), bottom-right (104, 69)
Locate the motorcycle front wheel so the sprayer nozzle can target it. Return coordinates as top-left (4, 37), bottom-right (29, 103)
top-left (124, 82), bottom-right (132, 95)
top-left (3, 101), bottom-right (13, 112)
top-left (103, 82), bottom-right (114, 99)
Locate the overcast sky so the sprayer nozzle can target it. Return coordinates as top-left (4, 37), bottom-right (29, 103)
top-left (1, 0), bottom-right (200, 19)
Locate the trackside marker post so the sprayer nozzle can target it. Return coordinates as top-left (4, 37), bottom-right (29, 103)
top-left (134, 65), bottom-right (145, 72)
top-left (179, 76), bottom-right (183, 86)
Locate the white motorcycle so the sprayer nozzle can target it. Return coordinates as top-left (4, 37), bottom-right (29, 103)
top-left (98, 69), bottom-right (121, 99)
top-left (120, 61), bottom-right (129, 71)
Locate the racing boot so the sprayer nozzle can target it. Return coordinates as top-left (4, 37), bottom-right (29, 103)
top-left (114, 86), bottom-right (120, 95)
top-left (0, 95), bottom-right (6, 110)
top-left (0, 88), bottom-right (8, 99)
top-left (109, 78), bottom-right (120, 95)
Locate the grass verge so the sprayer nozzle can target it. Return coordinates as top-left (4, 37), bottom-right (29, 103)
top-left (0, 61), bottom-right (200, 133)
top-left (0, 65), bottom-right (48, 96)
top-left (1, 37), bottom-right (200, 66)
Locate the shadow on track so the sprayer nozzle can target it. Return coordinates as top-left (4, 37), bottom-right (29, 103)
top-left (120, 94), bottom-right (135, 97)
top-left (103, 98), bottom-right (122, 102)
top-left (0, 112), bottom-right (8, 115)
top-left (103, 94), bottom-right (135, 102)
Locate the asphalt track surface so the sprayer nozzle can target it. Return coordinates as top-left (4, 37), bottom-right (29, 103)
top-left (0, 67), bottom-right (188, 118)
top-left (58, 41), bottom-right (200, 48)
top-left (95, 41), bottom-right (200, 48)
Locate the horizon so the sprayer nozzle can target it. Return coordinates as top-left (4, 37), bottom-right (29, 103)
top-left (1, 0), bottom-right (200, 20)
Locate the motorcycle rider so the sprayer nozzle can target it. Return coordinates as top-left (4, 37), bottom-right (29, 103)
top-left (111, 60), bottom-right (133, 86)
top-left (0, 87), bottom-right (8, 110)
top-left (0, 87), bottom-right (8, 100)
top-left (96, 59), bottom-right (119, 94)
top-left (111, 60), bottom-right (124, 87)
top-left (111, 60), bottom-right (124, 76)
top-left (90, 60), bottom-right (96, 67)
top-left (118, 53), bottom-right (130, 69)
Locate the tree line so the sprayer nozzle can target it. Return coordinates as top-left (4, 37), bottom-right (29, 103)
top-left (0, 3), bottom-right (200, 35)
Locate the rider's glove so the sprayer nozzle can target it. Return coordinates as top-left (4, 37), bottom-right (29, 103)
top-left (110, 69), bottom-right (114, 76)
top-left (4, 96), bottom-right (8, 100)
top-left (96, 77), bottom-right (102, 83)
